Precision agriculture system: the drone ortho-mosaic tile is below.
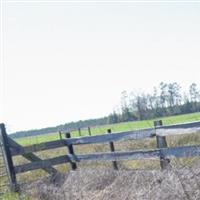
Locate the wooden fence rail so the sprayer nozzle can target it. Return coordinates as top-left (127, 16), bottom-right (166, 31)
top-left (10, 121), bottom-right (200, 156)
top-left (0, 120), bottom-right (200, 192)
top-left (13, 144), bottom-right (200, 174)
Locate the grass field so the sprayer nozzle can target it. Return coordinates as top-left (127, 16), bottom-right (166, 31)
top-left (14, 112), bottom-right (200, 146)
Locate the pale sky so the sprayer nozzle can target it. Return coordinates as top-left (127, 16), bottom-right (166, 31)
top-left (0, 1), bottom-right (200, 133)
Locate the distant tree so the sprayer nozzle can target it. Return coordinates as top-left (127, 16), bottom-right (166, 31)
top-left (159, 82), bottom-right (168, 110)
top-left (189, 83), bottom-right (199, 102)
top-left (181, 92), bottom-right (192, 113)
top-left (120, 90), bottom-right (129, 110)
top-left (150, 87), bottom-right (162, 117)
top-left (121, 107), bottom-right (137, 122)
top-left (146, 94), bottom-right (157, 118)
top-left (108, 111), bottom-right (119, 124)
top-left (189, 83), bottom-right (200, 111)
top-left (134, 94), bottom-right (149, 120)
top-left (120, 90), bottom-right (135, 121)
top-left (167, 82), bottom-right (181, 114)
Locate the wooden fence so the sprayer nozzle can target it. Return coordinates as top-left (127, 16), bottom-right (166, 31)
top-left (0, 120), bottom-right (200, 192)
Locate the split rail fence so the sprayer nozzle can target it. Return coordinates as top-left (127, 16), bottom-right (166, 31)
top-left (0, 120), bottom-right (200, 192)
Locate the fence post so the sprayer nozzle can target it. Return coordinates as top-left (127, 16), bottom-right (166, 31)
top-left (153, 120), bottom-right (163, 127)
top-left (0, 123), bottom-right (18, 191)
top-left (154, 120), bottom-right (170, 170)
top-left (65, 132), bottom-right (77, 170)
top-left (59, 131), bottom-right (62, 140)
top-left (107, 129), bottom-right (118, 170)
top-left (88, 127), bottom-right (91, 136)
top-left (78, 128), bottom-right (81, 137)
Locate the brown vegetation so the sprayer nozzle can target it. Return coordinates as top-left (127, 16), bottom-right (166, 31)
top-left (22, 166), bottom-right (200, 200)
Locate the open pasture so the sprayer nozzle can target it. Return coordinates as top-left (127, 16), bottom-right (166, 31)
top-left (15, 112), bottom-right (200, 146)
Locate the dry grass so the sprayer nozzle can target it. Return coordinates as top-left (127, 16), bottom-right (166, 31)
top-left (22, 166), bottom-right (200, 200)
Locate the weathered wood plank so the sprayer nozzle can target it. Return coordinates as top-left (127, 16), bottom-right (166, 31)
top-left (11, 120), bottom-right (200, 156)
top-left (67, 121), bottom-right (200, 145)
top-left (11, 139), bottom-right (66, 156)
top-left (14, 155), bottom-right (70, 173)
top-left (156, 128), bottom-right (200, 136)
top-left (59, 131), bottom-right (62, 140)
top-left (65, 132), bottom-right (77, 170)
top-left (155, 120), bottom-right (200, 136)
top-left (8, 138), bottom-right (58, 174)
top-left (107, 129), bottom-right (118, 170)
top-left (76, 149), bottom-right (160, 162)
top-left (78, 128), bottom-right (81, 137)
top-left (66, 128), bottom-right (156, 145)
top-left (14, 144), bottom-right (200, 174)
top-left (158, 120), bottom-right (200, 130)
top-left (156, 135), bottom-right (170, 170)
top-left (163, 145), bottom-right (200, 158)
top-left (11, 128), bottom-right (155, 156)
top-left (0, 124), bottom-right (18, 191)
top-left (14, 150), bottom-right (160, 173)
top-left (88, 127), bottom-right (91, 136)
top-left (154, 120), bottom-right (170, 170)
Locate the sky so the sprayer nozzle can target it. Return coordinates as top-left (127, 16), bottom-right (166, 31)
top-left (0, 1), bottom-right (200, 133)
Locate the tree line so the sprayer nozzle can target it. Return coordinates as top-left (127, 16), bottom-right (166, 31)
top-left (10, 117), bottom-right (108, 138)
top-left (11, 82), bottom-right (200, 138)
top-left (108, 82), bottom-right (200, 123)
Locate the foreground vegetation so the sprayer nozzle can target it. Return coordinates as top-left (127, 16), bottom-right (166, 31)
top-left (0, 192), bottom-right (28, 200)
top-left (22, 167), bottom-right (200, 200)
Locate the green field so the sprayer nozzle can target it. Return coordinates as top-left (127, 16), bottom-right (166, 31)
top-left (15, 112), bottom-right (200, 146)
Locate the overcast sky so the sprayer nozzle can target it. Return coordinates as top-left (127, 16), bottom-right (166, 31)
top-left (0, 1), bottom-right (200, 133)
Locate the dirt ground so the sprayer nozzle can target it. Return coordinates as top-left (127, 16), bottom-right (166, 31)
top-left (22, 166), bottom-right (200, 200)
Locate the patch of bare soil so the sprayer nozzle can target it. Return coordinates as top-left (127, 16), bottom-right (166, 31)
top-left (22, 167), bottom-right (200, 200)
